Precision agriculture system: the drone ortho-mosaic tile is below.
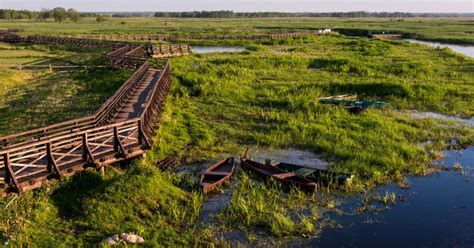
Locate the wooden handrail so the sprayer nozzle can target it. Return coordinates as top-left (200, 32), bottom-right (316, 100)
top-left (0, 119), bottom-right (140, 155)
top-left (0, 32), bottom-right (175, 193)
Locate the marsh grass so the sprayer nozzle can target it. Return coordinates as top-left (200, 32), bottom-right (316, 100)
top-left (0, 43), bottom-right (130, 136)
top-left (0, 162), bottom-right (212, 246)
top-left (0, 17), bottom-right (472, 44)
top-left (0, 19), bottom-right (473, 246)
top-left (220, 171), bottom-right (319, 238)
top-left (165, 35), bottom-right (473, 188)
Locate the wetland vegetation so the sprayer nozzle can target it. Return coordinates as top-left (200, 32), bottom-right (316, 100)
top-left (0, 42), bottom-right (130, 135)
top-left (0, 17), bottom-right (473, 246)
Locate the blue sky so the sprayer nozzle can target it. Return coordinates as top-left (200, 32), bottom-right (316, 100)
top-left (0, 0), bottom-right (472, 12)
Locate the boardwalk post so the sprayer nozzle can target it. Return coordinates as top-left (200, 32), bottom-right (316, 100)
top-left (82, 133), bottom-right (96, 166)
top-left (113, 126), bottom-right (119, 152)
top-left (138, 120), bottom-right (151, 148)
top-left (138, 120), bottom-right (144, 145)
top-left (82, 133), bottom-right (88, 162)
top-left (113, 126), bottom-right (126, 157)
top-left (46, 143), bottom-right (52, 173)
top-left (46, 143), bottom-right (62, 180)
top-left (4, 153), bottom-right (19, 192)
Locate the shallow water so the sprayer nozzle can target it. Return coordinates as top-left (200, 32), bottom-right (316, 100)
top-left (190, 46), bottom-right (245, 54)
top-left (410, 111), bottom-right (474, 127)
top-left (405, 39), bottom-right (474, 58)
top-left (290, 147), bottom-right (474, 247)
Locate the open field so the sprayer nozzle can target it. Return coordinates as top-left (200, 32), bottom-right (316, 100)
top-left (0, 17), bottom-right (473, 44)
top-left (0, 18), bottom-right (473, 246)
top-left (0, 43), bottom-right (131, 135)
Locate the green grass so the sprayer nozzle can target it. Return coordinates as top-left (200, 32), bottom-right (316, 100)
top-left (0, 17), bottom-right (472, 44)
top-left (0, 162), bottom-right (213, 247)
top-left (151, 35), bottom-right (474, 189)
top-left (0, 67), bottom-right (130, 136)
top-left (0, 19), bottom-right (473, 246)
top-left (220, 172), bottom-right (319, 238)
top-left (0, 43), bottom-right (130, 136)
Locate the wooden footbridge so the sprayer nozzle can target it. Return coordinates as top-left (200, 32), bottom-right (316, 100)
top-left (0, 33), bottom-right (173, 193)
top-left (0, 31), bottom-right (189, 58)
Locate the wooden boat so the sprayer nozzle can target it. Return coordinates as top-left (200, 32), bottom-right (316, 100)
top-left (240, 151), bottom-right (317, 193)
top-left (275, 162), bottom-right (354, 186)
top-left (200, 157), bottom-right (236, 194)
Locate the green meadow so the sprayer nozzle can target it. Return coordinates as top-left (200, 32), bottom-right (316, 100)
top-left (0, 17), bottom-right (473, 44)
top-left (0, 18), bottom-right (473, 246)
top-left (0, 43), bottom-right (130, 135)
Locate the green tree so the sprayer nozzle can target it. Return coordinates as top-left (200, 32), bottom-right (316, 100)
top-left (96, 15), bottom-right (107, 22)
top-left (52, 7), bottom-right (66, 22)
top-left (67, 8), bottom-right (80, 22)
top-left (38, 8), bottom-right (51, 21)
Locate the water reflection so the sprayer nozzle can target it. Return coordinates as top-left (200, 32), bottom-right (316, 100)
top-left (405, 39), bottom-right (474, 58)
top-left (292, 147), bottom-right (474, 247)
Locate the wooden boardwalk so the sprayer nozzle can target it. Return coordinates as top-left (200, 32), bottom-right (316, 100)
top-left (0, 31), bottom-right (188, 59)
top-left (0, 34), bottom-right (173, 193)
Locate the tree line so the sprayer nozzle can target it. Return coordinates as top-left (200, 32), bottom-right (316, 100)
top-left (154, 11), bottom-right (473, 18)
top-left (1, 9), bottom-right (472, 20)
top-left (0, 8), bottom-right (108, 22)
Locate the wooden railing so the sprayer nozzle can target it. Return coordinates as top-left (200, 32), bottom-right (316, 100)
top-left (152, 44), bottom-right (190, 58)
top-left (0, 62), bottom-right (151, 151)
top-left (95, 61), bottom-right (150, 125)
top-left (140, 63), bottom-right (172, 141)
top-left (71, 34), bottom-right (172, 41)
top-left (0, 34), bottom-right (173, 193)
top-left (0, 119), bottom-right (147, 192)
top-left (0, 60), bottom-right (171, 193)
top-left (0, 116), bottom-right (96, 150)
